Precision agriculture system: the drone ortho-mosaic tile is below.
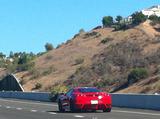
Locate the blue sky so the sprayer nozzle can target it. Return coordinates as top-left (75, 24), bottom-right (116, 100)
top-left (0, 0), bottom-right (159, 55)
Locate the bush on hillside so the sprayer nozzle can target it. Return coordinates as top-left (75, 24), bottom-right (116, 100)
top-left (115, 15), bottom-right (123, 23)
top-left (79, 28), bottom-right (85, 34)
top-left (17, 62), bottom-right (35, 72)
top-left (101, 37), bottom-right (113, 44)
top-left (33, 83), bottom-right (42, 90)
top-left (113, 23), bottom-right (129, 31)
top-left (149, 15), bottom-right (160, 25)
top-left (102, 16), bottom-right (114, 27)
top-left (49, 85), bottom-right (68, 102)
top-left (45, 43), bottom-right (54, 51)
top-left (131, 12), bottom-right (147, 25)
top-left (128, 68), bottom-right (148, 85)
top-left (50, 85), bottom-right (68, 95)
top-left (42, 66), bottom-right (56, 76)
top-left (74, 58), bottom-right (84, 65)
top-left (83, 31), bottom-right (100, 38)
top-left (95, 78), bottom-right (114, 88)
top-left (19, 79), bottom-right (26, 85)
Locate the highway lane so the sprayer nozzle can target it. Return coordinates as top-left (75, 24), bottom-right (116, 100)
top-left (0, 98), bottom-right (160, 119)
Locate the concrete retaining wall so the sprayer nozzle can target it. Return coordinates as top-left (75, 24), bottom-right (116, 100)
top-left (111, 93), bottom-right (160, 110)
top-left (0, 92), bottom-right (160, 110)
top-left (0, 92), bottom-right (50, 102)
top-left (0, 74), bottom-right (24, 91)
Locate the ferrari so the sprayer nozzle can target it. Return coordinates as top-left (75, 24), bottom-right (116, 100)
top-left (58, 87), bottom-right (112, 112)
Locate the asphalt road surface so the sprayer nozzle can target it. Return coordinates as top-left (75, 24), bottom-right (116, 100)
top-left (0, 98), bottom-right (160, 119)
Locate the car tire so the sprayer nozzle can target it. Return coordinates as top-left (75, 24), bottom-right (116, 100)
top-left (70, 100), bottom-right (76, 112)
top-left (91, 110), bottom-right (96, 112)
top-left (58, 101), bottom-right (65, 112)
top-left (103, 108), bottom-right (111, 112)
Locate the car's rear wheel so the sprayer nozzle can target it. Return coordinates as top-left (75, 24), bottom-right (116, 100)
top-left (103, 108), bottom-right (111, 112)
top-left (70, 100), bottom-right (77, 112)
top-left (58, 101), bottom-right (65, 112)
top-left (91, 110), bottom-right (96, 112)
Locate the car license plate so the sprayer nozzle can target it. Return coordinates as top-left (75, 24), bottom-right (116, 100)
top-left (91, 100), bottom-right (98, 104)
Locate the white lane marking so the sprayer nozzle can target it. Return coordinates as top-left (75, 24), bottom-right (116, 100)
top-left (91, 117), bottom-right (98, 119)
top-left (31, 110), bottom-right (37, 112)
top-left (74, 115), bottom-right (85, 118)
top-left (0, 98), bottom-right (57, 107)
top-left (113, 110), bottom-right (160, 116)
top-left (6, 106), bottom-right (11, 109)
top-left (49, 112), bottom-right (57, 115)
top-left (16, 108), bottom-right (23, 110)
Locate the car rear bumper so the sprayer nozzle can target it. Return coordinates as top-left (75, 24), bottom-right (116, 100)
top-left (74, 103), bottom-right (112, 110)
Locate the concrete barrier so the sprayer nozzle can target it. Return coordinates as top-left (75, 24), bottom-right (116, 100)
top-left (0, 92), bottom-right (51, 102)
top-left (0, 92), bottom-right (160, 110)
top-left (111, 93), bottom-right (160, 110)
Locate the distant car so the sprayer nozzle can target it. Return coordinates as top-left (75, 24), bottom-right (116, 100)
top-left (57, 87), bottom-right (112, 112)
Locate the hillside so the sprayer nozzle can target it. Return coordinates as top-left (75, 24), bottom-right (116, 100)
top-left (0, 68), bottom-right (7, 79)
top-left (14, 21), bottom-right (160, 93)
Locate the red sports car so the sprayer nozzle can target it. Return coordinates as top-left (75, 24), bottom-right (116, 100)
top-left (58, 87), bottom-right (112, 112)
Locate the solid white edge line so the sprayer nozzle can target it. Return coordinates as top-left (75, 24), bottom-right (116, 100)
top-left (113, 110), bottom-right (160, 116)
top-left (0, 98), bottom-right (57, 107)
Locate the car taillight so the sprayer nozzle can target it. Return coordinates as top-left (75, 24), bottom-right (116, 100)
top-left (98, 95), bottom-right (103, 99)
top-left (103, 92), bottom-right (110, 97)
top-left (77, 94), bottom-right (86, 97)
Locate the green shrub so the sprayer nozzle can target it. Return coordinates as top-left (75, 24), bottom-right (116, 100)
top-left (79, 28), bottom-right (85, 34)
top-left (34, 83), bottom-right (42, 89)
top-left (19, 79), bottom-right (26, 85)
top-left (83, 31), bottom-right (99, 38)
top-left (96, 79), bottom-right (113, 88)
top-left (156, 65), bottom-right (160, 74)
top-left (17, 62), bottom-right (35, 71)
top-left (102, 16), bottom-right (114, 27)
top-left (42, 66), bottom-right (56, 76)
top-left (115, 15), bottom-right (123, 23)
top-left (74, 58), bottom-right (84, 65)
top-left (50, 85), bottom-right (68, 95)
top-left (101, 37), bottom-right (113, 44)
top-left (29, 68), bottom-right (41, 80)
top-left (131, 12), bottom-right (147, 25)
top-left (149, 15), bottom-right (160, 25)
top-left (45, 43), bottom-right (54, 51)
top-left (6, 63), bottom-right (17, 73)
top-left (128, 68), bottom-right (148, 84)
top-left (113, 23), bottom-right (128, 31)
top-left (49, 85), bottom-right (68, 101)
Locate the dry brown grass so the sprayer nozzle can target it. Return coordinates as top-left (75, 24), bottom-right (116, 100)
top-left (13, 21), bottom-right (160, 93)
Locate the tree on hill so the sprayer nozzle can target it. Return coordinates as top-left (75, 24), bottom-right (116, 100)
top-left (116, 15), bottom-right (123, 23)
top-left (102, 16), bottom-right (113, 27)
top-left (9, 51), bottom-right (14, 58)
top-left (45, 43), bottom-right (54, 51)
top-left (0, 52), bottom-right (6, 59)
top-left (149, 15), bottom-right (160, 24)
top-left (131, 12), bottom-right (147, 25)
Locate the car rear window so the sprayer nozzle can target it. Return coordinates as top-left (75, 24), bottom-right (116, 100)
top-left (79, 88), bottom-right (100, 93)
